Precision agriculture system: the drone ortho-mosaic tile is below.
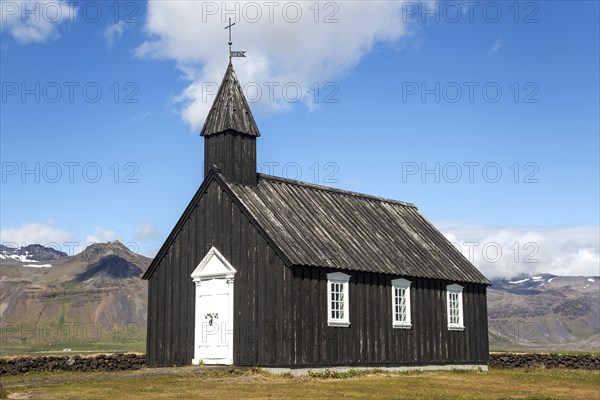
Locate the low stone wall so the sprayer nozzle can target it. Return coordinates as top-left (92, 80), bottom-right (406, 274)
top-left (0, 353), bottom-right (145, 376)
top-left (489, 353), bottom-right (600, 369)
top-left (2, 353), bottom-right (599, 375)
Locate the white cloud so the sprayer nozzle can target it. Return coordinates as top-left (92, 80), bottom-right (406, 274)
top-left (103, 20), bottom-right (127, 48)
top-left (0, 219), bottom-right (73, 246)
top-left (85, 227), bottom-right (119, 244)
top-left (133, 222), bottom-right (159, 241)
top-left (490, 37), bottom-right (501, 52)
top-left (440, 224), bottom-right (600, 280)
top-left (136, 1), bottom-right (414, 130)
top-left (0, 0), bottom-right (76, 44)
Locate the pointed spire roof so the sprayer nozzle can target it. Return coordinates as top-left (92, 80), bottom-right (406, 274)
top-left (200, 62), bottom-right (260, 137)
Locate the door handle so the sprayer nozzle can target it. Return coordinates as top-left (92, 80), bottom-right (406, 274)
top-left (205, 313), bottom-right (219, 326)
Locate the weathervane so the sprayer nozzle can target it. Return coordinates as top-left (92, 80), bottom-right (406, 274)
top-left (225, 18), bottom-right (246, 61)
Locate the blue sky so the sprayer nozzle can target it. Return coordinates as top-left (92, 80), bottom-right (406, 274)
top-left (1, 1), bottom-right (598, 279)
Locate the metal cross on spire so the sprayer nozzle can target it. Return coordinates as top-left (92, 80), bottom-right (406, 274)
top-left (225, 18), bottom-right (246, 61)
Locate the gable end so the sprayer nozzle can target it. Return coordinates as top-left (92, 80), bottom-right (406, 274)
top-left (143, 170), bottom-right (291, 280)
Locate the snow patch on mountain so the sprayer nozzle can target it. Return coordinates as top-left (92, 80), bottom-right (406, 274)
top-left (509, 278), bottom-right (530, 284)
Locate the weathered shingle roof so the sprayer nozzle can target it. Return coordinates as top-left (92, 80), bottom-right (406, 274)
top-left (200, 62), bottom-right (260, 137)
top-left (228, 174), bottom-right (490, 285)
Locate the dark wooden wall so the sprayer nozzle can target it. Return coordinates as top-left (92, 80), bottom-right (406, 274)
top-left (285, 266), bottom-right (489, 367)
top-left (146, 178), bottom-right (292, 367)
top-left (147, 178), bottom-right (489, 367)
top-left (204, 131), bottom-right (256, 185)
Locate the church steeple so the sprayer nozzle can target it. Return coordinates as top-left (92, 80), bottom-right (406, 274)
top-left (200, 62), bottom-right (260, 138)
top-left (201, 62), bottom-right (259, 185)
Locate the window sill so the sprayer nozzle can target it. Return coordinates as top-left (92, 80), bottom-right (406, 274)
top-left (393, 323), bottom-right (412, 329)
top-left (448, 325), bottom-right (465, 331)
top-left (328, 321), bottom-right (350, 327)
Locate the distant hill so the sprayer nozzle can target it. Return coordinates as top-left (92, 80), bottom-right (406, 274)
top-left (488, 274), bottom-right (600, 352)
top-left (1, 243), bottom-right (598, 355)
top-left (0, 241), bottom-right (151, 355)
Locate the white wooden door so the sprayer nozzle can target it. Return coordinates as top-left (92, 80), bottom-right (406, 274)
top-left (196, 278), bottom-right (231, 362)
top-left (191, 247), bottom-right (236, 365)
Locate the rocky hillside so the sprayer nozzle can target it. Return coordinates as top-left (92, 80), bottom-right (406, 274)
top-left (488, 274), bottom-right (600, 352)
top-left (0, 241), bottom-right (151, 355)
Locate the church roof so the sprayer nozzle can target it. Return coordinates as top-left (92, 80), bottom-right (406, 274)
top-left (200, 62), bottom-right (260, 137)
top-left (142, 170), bottom-right (490, 285)
top-left (229, 174), bottom-right (491, 285)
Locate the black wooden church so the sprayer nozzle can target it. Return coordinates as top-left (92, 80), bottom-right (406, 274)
top-left (142, 61), bottom-right (491, 371)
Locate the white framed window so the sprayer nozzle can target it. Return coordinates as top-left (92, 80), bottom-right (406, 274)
top-left (327, 272), bottom-right (350, 327)
top-left (447, 284), bottom-right (464, 330)
top-left (391, 278), bottom-right (412, 329)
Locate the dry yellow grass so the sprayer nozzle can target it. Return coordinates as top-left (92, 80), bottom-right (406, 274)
top-left (2, 366), bottom-right (599, 399)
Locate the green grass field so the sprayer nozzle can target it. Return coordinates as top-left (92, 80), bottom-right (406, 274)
top-left (1, 367), bottom-right (599, 400)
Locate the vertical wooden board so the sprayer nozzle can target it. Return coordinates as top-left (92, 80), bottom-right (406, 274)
top-left (300, 267), bottom-right (309, 365)
top-left (433, 279), bottom-right (441, 362)
top-left (410, 278), bottom-right (418, 363)
top-left (299, 267), bottom-right (307, 365)
top-left (348, 271), bottom-right (358, 365)
top-left (248, 139), bottom-right (256, 183)
top-left (240, 214), bottom-right (251, 364)
top-left (367, 273), bottom-right (375, 365)
top-left (317, 270), bottom-right (327, 365)
top-left (474, 285), bottom-right (483, 361)
top-left (161, 265), bottom-right (169, 366)
top-left (166, 244), bottom-right (174, 364)
top-left (429, 279), bottom-right (437, 363)
top-left (266, 244), bottom-right (278, 366)
top-left (222, 195), bottom-right (232, 264)
top-left (463, 285), bottom-right (472, 362)
top-left (379, 275), bottom-right (386, 364)
top-left (146, 278), bottom-right (156, 365)
top-left (424, 279), bottom-right (432, 362)
top-left (158, 258), bottom-right (167, 365)
top-left (371, 273), bottom-right (379, 364)
top-left (246, 219), bottom-right (257, 364)
top-left (366, 272), bottom-right (374, 365)
top-left (417, 279), bottom-right (425, 363)
top-left (481, 286), bottom-right (490, 360)
top-left (404, 283), bottom-right (413, 364)
top-left (482, 286), bottom-right (489, 361)
top-left (310, 267), bottom-right (319, 365)
top-left (284, 265), bottom-right (293, 365)
top-left (443, 280), bottom-right (450, 363)
top-left (172, 231), bottom-right (181, 364)
top-left (146, 279), bottom-right (153, 364)
top-left (360, 272), bottom-right (368, 364)
top-left (230, 201), bottom-right (242, 364)
top-left (278, 257), bottom-right (287, 366)
top-left (251, 221), bottom-right (259, 364)
top-left (186, 206), bottom-right (199, 363)
top-left (381, 274), bottom-right (388, 364)
top-left (474, 285), bottom-right (481, 361)
top-left (292, 267), bottom-right (301, 365)
top-left (255, 233), bottom-right (265, 364)
top-left (186, 213), bottom-right (195, 363)
top-left (154, 262), bottom-right (162, 365)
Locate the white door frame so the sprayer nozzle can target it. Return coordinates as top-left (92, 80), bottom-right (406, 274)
top-left (190, 247), bottom-right (236, 365)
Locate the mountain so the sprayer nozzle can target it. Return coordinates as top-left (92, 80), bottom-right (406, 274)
top-left (0, 241), bottom-right (151, 355)
top-left (0, 243), bottom-right (67, 265)
top-left (1, 243), bottom-right (598, 354)
top-left (488, 274), bottom-right (600, 352)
